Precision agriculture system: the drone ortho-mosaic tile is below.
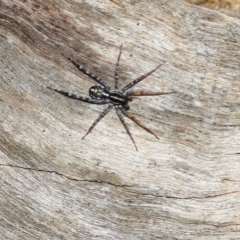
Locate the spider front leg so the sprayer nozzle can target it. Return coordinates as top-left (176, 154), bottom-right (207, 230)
top-left (121, 108), bottom-right (159, 140)
top-left (82, 104), bottom-right (113, 140)
top-left (62, 54), bottom-right (110, 90)
top-left (47, 87), bottom-right (110, 104)
top-left (115, 106), bottom-right (138, 151)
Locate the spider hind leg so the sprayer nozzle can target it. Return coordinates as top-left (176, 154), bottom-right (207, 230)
top-left (122, 64), bottom-right (163, 93)
top-left (115, 107), bottom-right (138, 151)
top-left (127, 90), bottom-right (176, 97)
top-left (121, 109), bottom-right (159, 140)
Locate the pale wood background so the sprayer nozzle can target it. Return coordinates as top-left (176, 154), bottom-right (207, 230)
top-left (1, 0), bottom-right (240, 239)
top-left (186, 0), bottom-right (240, 18)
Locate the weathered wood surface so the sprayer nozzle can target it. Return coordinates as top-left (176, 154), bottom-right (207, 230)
top-left (1, 0), bottom-right (240, 239)
top-left (185, 0), bottom-right (240, 18)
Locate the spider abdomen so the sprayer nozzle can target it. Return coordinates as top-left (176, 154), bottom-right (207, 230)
top-left (89, 86), bottom-right (128, 105)
top-left (109, 91), bottom-right (128, 105)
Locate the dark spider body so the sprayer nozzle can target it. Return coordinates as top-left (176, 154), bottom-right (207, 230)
top-left (48, 45), bottom-right (174, 151)
top-left (89, 86), bottom-right (130, 106)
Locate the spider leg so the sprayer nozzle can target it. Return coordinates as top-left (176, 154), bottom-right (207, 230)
top-left (62, 54), bottom-right (110, 90)
top-left (114, 44), bottom-right (122, 90)
top-left (121, 109), bottom-right (159, 140)
top-left (47, 87), bottom-right (109, 104)
top-left (115, 107), bottom-right (138, 151)
top-left (127, 90), bottom-right (176, 97)
top-left (122, 64), bottom-right (163, 92)
top-left (82, 104), bottom-right (113, 140)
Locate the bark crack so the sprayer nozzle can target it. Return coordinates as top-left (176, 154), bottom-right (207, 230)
top-left (0, 163), bottom-right (133, 187)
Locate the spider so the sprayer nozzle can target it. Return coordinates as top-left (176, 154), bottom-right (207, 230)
top-left (48, 45), bottom-right (174, 151)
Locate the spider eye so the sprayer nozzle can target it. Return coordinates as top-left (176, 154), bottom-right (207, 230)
top-left (89, 86), bottom-right (104, 99)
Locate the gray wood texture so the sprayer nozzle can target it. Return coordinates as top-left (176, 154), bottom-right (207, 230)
top-left (1, 0), bottom-right (240, 239)
top-left (185, 0), bottom-right (240, 18)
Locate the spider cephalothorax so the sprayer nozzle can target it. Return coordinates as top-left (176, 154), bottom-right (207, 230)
top-left (89, 86), bottom-right (129, 106)
top-left (48, 45), bottom-right (174, 151)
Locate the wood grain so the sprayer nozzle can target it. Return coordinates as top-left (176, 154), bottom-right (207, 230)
top-left (185, 0), bottom-right (240, 18)
top-left (1, 0), bottom-right (240, 239)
